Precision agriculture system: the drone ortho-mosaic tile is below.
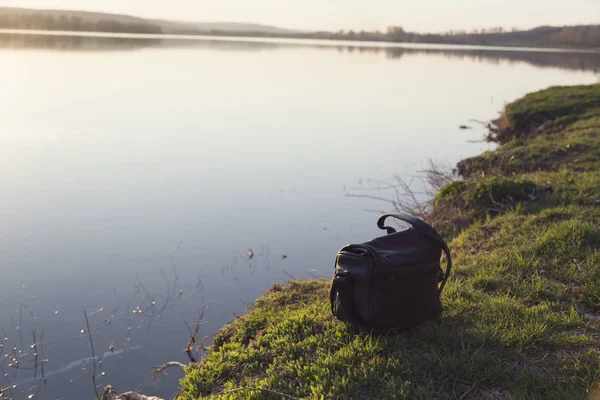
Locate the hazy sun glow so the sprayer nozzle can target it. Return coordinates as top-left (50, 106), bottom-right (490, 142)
top-left (0, 0), bottom-right (598, 32)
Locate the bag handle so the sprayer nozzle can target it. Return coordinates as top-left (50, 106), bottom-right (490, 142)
top-left (377, 213), bottom-right (452, 294)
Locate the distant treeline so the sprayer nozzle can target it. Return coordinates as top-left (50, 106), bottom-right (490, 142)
top-left (0, 10), bottom-right (162, 34)
top-left (377, 25), bottom-right (600, 49)
top-left (181, 25), bottom-right (600, 50)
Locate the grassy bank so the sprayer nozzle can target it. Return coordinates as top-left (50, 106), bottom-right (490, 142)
top-left (179, 84), bottom-right (600, 399)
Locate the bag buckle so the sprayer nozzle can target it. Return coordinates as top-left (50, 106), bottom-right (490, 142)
top-left (333, 270), bottom-right (351, 291)
top-left (335, 270), bottom-right (348, 278)
top-left (334, 270), bottom-right (349, 281)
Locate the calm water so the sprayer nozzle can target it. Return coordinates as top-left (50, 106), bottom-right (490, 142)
top-left (0, 32), bottom-right (599, 399)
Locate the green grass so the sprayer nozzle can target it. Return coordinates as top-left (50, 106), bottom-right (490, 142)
top-left (458, 110), bottom-right (600, 177)
top-left (179, 84), bottom-right (600, 399)
top-left (504, 84), bottom-right (600, 133)
top-left (435, 177), bottom-right (537, 211)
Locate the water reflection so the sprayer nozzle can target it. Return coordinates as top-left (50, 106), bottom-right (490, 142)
top-left (0, 33), bottom-right (163, 51)
top-left (1, 32), bottom-right (599, 72)
top-left (0, 250), bottom-right (284, 400)
top-left (385, 47), bottom-right (600, 73)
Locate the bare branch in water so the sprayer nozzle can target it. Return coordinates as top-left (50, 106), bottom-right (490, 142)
top-left (364, 208), bottom-right (389, 215)
top-left (32, 330), bottom-right (38, 378)
top-left (307, 271), bottom-right (326, 281)
top-left (134, 275), bottom-right (153, 304)
top-left (197, 334), bottom-right (213, 360)
top-left (153, 306), bottom-right (211, 383)
top-left (30, 376), bottom-right (46, 400)
top-left (344, 193), bottom-right (397, 204)
top-left (419, 159), bottom-right (457, 192)
top-left (18, 305), bottom-right (24, 354)
top-left (232, 313), bottom-right (245, 321)
top-left (39, 329), bottom-right (46, 381)
top-left (240, 298), bottom-right (251, 309)
top-left (183, 320), bottom-right (194, 339)
top-left (101, 385), bottom-right (164, 400)
top-left (184, 305), bottom-right (209, 364)
top-left (282, 269), bottom-right (296, 281)
top-left (151, 361), bottom-right (187, 375)
top-left (84, 310), bottom-right (101, 400)
top-left (347, 159), bottom-right (458, 221)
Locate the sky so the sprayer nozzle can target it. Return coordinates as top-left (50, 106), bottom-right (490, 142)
top-left (0, 0), bottom-right (598, 32)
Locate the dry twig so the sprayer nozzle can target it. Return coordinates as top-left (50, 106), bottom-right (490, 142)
top-left (151, 361), bottom-right (187, 375)
top-left (346, 159), bottom-right (457, 221)
top-left (101, 385), bottom-right (164, 400)
top-left (84, 310), bottom-right (101, 400)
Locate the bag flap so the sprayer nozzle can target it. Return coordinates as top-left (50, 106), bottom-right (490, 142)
top-left (364, 227), bottom-right (442, 267)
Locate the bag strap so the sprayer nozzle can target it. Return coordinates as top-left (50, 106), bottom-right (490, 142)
top-left (377, 213), bottom-right (452, 294)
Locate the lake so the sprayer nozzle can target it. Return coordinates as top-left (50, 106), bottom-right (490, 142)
top-left (0, 32), bottom-right (599, 399)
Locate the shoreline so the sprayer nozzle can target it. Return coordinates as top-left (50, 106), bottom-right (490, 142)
top-left (178, 83), bottom-right (600, 399)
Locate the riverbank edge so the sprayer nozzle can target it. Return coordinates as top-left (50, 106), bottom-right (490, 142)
top-left (179, 83), bottom-right (600, 399)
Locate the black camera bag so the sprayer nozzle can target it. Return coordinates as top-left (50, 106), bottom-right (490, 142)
top-left (330, 213), bottom-right (452, 332)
